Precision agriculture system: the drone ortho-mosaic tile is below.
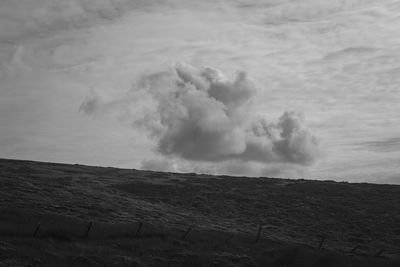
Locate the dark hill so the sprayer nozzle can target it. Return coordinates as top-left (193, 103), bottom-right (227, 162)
top-left (0, 158), bottom-right (399, 266)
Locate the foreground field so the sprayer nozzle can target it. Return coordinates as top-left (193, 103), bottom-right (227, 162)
top-left (0, 158), bottom-right (399, 266)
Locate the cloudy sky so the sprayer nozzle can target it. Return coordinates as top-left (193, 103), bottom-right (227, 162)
top-left (1, 0), bottom-right (399, 184)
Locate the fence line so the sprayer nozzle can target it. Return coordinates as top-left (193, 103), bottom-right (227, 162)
top-left (23, 216), bottom-right (387, 259)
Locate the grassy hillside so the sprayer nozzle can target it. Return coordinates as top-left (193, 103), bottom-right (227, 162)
top-left (0, 158), bottom-right (399, 266)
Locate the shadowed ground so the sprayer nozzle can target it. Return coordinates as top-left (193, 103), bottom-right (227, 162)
top-left (0, 158), bottom-right (399, 266)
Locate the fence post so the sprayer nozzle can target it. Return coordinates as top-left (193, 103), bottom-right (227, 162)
top-left (255, 225), bottom-right (263, 243)
top-left (84, 222), bottom-right (93, 239)
top-left (182, 226), bottom-right (192, 240)
top-left (33, 222), bottom-right (41, 237)
top-left (350, 245), bottom-right (360, 254)
top-left (318, 236), bottom-right (326, 249)
top-left (225, 234), bottom-right (234, 244)
top-left (135, 222), bottom-right (143, 238)
top-left (374, 249), bottom-right (384, 257)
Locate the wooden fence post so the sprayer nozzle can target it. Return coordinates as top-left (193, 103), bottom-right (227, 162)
top-left (256, 225), bottom-right (263, 243)
top-left (224, 234), bottom-right (234, 244)
top-left (318, 236), bottom-right (326, 249)
top-left (33, 222), bottom-right (41, 237)
top-left (84, 222), bottom-right (93, 239)
top-left (182, 226), bottom-right (192, 240)
top-left (350, 245), bottom-right (360, 254)
top-left (374, 249), bottom-right (384, 257)
top-left (135, 222), bottom-right (143, 238)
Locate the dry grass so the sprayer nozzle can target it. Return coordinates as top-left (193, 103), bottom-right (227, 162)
top-left (1, 158), bottom-right (399, 266)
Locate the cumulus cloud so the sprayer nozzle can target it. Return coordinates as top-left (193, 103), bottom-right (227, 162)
top-left (131, 63), bottom-right (320, 167)
top-left (81, 62), bottom-right (320, 176)
top-left (246, 111), bottom-right (320, 165)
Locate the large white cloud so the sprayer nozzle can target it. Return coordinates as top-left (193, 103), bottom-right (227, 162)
top-left (82, 63), bottom-right (320, 170)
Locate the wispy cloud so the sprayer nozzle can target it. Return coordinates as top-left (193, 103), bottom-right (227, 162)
top-left (354, 137), bottom-right (400, 153)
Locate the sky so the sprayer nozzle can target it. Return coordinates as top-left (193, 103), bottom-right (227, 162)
top-left (0, 0), bottom-right (399, 184)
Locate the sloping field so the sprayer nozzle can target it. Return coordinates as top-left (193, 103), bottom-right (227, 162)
top-left (0, 158), bottom-right (399, 266)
